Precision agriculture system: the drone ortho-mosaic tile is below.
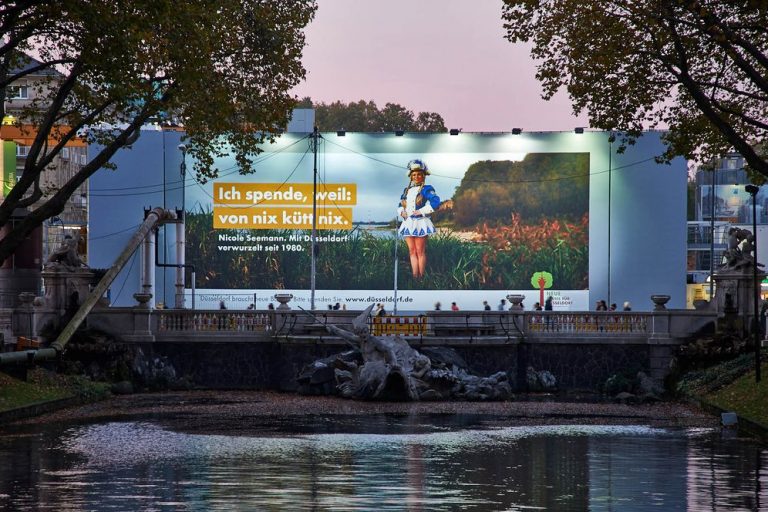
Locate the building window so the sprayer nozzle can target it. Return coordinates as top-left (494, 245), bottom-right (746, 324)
top-left (61, 147), bottom-right (70, 160)
top-left (8, 85), bottom-right (29, 99)
top-left (16, 145), bottom-right (29, 157)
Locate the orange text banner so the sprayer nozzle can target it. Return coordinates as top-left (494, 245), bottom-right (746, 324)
top-left (213, 206), bottom-right (354, 230)
top-left (213, 182), bottom-right (357, 206)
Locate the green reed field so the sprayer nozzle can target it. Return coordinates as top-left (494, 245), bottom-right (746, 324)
top-left (185, 210), bottom-right (588, 291)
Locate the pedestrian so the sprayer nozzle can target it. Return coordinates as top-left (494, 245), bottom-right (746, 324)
top-left (375, 303), bottom-right (386, 316)
top-left (497, 299), bottom-right (507, 311)
top-left (622, 301), bottom-right (632, 311)
top-left (434, 301), bottom-right (442, 311)
top-left (333, 302), bottom-right (341, 310)
top-left (595, 300), bottom-right (608, 311)
top-left (451, 302), bottom-right (459, 311)
top-left (544, 295), bottom-right (553, 329)
top-left (533, 302), bottom-right (542, 311)
top-left (483, 300), bottom-right (491, 311)
top-left (267, 303), bottom-right (274, 310)
top-left (219, 300), bottom-right (227, 310)
top-left (609, 303), bottom-right (617, 311)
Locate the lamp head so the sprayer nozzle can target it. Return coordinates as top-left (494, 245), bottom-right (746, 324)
top-left (746, 184), bottom-right (760, 196)
top-left (178, 143), bottom-right (187, 152)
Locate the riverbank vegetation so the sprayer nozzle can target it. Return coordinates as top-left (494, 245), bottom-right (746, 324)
top-left (1, 353), bottom-right (765, 428)
top-left (0, 369), bottom-right (110, 413)
top-left (675, 353), bottom-right (768, 427)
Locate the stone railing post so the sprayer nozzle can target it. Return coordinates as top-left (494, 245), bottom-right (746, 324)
top-left (274, 293), bottom-right (293, 310)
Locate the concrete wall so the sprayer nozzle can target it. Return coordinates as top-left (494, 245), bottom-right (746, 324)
top-left (123, 339), bottom-right (659, 392)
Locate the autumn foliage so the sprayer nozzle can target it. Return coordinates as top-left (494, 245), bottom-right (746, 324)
top-left (476, 213), bottom-right (589, 289)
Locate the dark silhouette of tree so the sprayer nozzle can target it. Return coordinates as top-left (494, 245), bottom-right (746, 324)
top-left (298, 97), bottom-right (446, 132)
top-left (502, 1), bottom-right (768, 179)
top-left (0, 0), bottom-right (317, 265)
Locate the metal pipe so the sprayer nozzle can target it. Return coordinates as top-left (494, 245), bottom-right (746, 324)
top-left (710, 165), bottom-right (716, 298)
top-left (607, 132), bottom-right (612, 306)
top-left (175, 215), bottom-right (185, 308)
top-left (0, 207), bottom-right (176, 366)
top-left (191, 270), bottom-right (196, 309)
top-left (393, 217), bottom-right (399, 315)
top-left (746, 183), bottom-right (761, 382)
top-left (141, 225), bottom-right (155, 307)
top-left (310, 126), bottom-right (318, 310)
top-left (155, 234), bottom-right (195, 309)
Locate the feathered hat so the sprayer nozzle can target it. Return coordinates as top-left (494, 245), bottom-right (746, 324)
top-left (406, 159), bottom-right (430, 176)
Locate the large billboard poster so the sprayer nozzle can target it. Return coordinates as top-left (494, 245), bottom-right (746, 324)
top-left (184, 133), bottom-right (591, 311)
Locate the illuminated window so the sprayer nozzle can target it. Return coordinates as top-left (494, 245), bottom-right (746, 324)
top-left (8, 85), bottom-right (29, 99)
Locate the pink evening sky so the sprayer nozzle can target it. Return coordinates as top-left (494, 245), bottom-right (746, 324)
top-left (291, 0), bottom-right (590, 133)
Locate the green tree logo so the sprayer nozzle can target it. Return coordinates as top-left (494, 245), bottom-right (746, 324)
top-left (531, 271), bottom-right (553, 306)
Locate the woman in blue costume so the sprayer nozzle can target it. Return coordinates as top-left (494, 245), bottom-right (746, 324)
top-left (397, 159), bottom-right (443, 279)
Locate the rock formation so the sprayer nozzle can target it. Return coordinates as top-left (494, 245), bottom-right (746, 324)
top-left (297, 305), bottom-right (515, 401)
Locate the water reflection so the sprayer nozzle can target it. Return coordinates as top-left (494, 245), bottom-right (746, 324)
top-left (0, 417), bottom-right (765, 511)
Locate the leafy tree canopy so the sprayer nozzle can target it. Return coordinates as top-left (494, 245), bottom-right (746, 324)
top-left (501, 1), bottom-right (768, 179)
top-left (0, 0), bottom-right (316, 264)
top-left (297, 97), bottom-right (447, 132)
top-left (452, 154), bottom-right (589, 227)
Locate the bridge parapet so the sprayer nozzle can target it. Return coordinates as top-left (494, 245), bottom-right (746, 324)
top-left (266, 309), bottom-right (717, 345)
top-left (158, 310), bottom-right (272, 333)
top-left (525, 312), bottom-right (648, 335)
top-left (62, 307), bottom-right (720, 351)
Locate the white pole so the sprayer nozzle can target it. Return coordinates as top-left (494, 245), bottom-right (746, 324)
top-left (175, 220), bottom-right (185, 309)
top-left (177, 144), bottom-right (187, 309)
top-left (310, 127), bottom-right (318, 311)
top-left (393, 218), bottom-right (399, 315)
top-left (143, 229), bottom-right (156, 309)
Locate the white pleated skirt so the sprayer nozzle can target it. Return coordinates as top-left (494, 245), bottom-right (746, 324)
top-left (398, 216), bottom-right (436, 237)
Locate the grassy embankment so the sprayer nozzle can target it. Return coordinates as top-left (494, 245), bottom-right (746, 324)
top-left (0, 369), bottom-right (110, 413)
top-left (676, 353), bottom-right (768, 427)
top-left (1, 358), bottom-right (766, 428)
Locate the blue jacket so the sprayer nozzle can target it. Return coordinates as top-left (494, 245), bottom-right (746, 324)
top-left (399, 184), bottom-right (441, 215)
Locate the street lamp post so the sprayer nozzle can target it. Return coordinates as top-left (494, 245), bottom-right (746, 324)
top-left (709, 165), bottom-right (717, 299)
top-left (310, 127), bottom-right (319, 311)
top-left (745, 184), bottom-right (761, 383)
top-left (607, 132), bottom-right (613, 306)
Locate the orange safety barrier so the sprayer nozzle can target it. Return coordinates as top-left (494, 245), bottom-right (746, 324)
top-left (16, 336), bottom-right (40, 350)
top-left (371, 316), bottom-right (427, 336)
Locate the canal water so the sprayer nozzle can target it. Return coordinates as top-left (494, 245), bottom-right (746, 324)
top-left (0, 413), bottom-right (765, 511)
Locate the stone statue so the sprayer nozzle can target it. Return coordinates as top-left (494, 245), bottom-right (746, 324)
top-left (720, 227), bottom-right (762, 272)
top-left (297, 304), bottom-right (516, 401)
top-left (46, 233), bottom-right (87, 269)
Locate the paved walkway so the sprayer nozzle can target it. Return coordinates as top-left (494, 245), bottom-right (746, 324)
top-left (8, 391), bottom-right (719, 433)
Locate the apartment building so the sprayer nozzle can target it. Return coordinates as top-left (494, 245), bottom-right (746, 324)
top-left (686, 154), bottom-right (768, 306)
top-left (1, 56), bottom-right (88, 268)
